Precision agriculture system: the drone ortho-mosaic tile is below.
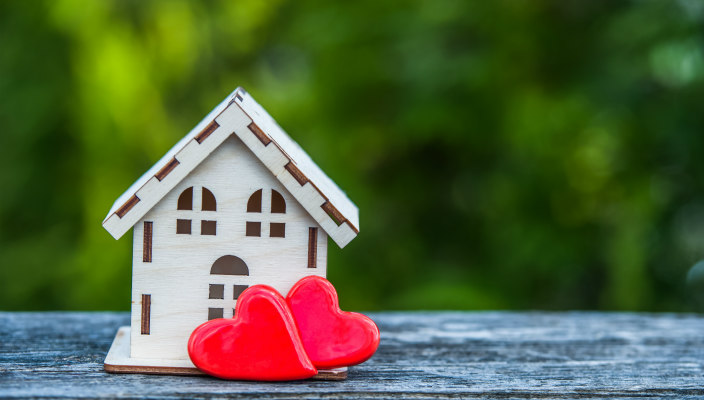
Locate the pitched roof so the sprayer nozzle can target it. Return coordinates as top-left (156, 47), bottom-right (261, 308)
top-left (102, 88), bottom-right (359, 248)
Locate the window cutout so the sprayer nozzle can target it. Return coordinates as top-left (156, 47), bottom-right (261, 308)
top-left (143, 221), bottom-right (153, 263)
top-left (308, 227), bottom-right (318, 268)
top-left (177, 219), bottom-right (191, 234)
top-left (177, 187), bottom-right (193, 210)
top-left (271, 190), bottom-right (286, 213)
top-left (209, 284), bottom-right (224, 299)
top-left (270, 222), bottom-right (285, 238)
top-left (233, 285), bottom-right (248, 300)
top-left (246, 221), bottom-right (261, 237)
top-left (211, 255), bottom-right (249, 275)
top-left (202, 188), bottom-right (216, 211)
top-left (141, 294), bottom-right (151, 335)
top-left (247, 189), bottom-right (262, 212)
top-left (208, 308), bottom-right (223, 320)
top-left (201, 220), bottom-right (216, 235)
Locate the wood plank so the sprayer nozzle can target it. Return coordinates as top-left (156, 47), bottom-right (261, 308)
top-left (3, 312), bottom-right (704, 398)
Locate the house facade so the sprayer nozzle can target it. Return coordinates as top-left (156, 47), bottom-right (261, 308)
top-left (102, 88), bottom-right (358, 368)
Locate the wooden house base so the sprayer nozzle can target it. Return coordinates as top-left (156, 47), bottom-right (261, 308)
top-left (103, 327), bottom-right (348, 380)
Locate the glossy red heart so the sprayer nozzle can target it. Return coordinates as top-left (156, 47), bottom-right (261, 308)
top-left (187, 285), bottom-right (317, 381)
top-left (286, 276), bottom-right (380, 369)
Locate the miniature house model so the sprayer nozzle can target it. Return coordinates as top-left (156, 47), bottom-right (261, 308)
top-left (102, 88), bottom-right (359, 374)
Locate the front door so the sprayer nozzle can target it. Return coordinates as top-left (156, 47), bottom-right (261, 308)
top-left (207, 255), bottom-right (249, 320)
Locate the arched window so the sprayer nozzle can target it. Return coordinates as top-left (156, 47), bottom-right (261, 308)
top-left (211, 255), bottom-right (249, 275)
top-left (176, 186), bottom-right (217, 236)
top-left (247, 189), bottom-right (262, 213)
top-left (177, 187), bottom-right (193, 210)
top-left (208, 255), bottom-right (249, 320)
top-left (202, 188), bottom-right (217, 211)
top-left (245, 189), bottom-right (286, 238)
top-left (272, 190), bottom-right (286, 213)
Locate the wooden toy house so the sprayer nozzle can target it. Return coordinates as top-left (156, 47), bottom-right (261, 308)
top-left (102, 88), bottom-right (359, 375)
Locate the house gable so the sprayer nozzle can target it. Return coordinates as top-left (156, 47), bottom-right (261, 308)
top-left (103, 88), bottom-right (359, 248)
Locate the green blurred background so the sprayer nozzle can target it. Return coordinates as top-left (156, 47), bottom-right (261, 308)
top-left (2, 0), bottom-right (704, 312)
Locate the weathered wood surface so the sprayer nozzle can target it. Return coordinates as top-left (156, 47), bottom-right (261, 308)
top-left (1, 311), bottom-right (704, 399)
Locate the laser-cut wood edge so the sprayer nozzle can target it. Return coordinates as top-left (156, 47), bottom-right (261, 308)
top-left (321, 201), bottom-right (345, 226)
top-left (248, 122), bottom-right (271, 146)
top-left (285, 161), bottom-right (308, 185)
top-left (104, 327), bottom-right (347, 380)
top-left (155, 158), bottom-right (180, 181)
top-left (116, 195), bottom-right (140, 218)
top-left (195, 121), bottom-right (219, 144)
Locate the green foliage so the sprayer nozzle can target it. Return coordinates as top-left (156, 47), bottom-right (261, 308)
top-left (1, 0), bottom-right (703, 311)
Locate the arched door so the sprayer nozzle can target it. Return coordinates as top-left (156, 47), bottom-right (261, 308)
top-left (207, 255), bottom-right (249, 320)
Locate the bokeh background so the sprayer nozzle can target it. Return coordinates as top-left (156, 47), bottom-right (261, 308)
top-left (2, 0), bottom-right (704, 312)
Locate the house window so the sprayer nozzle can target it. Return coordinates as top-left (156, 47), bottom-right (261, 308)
top-left (208, 308), bottom-right (223, 320)
top-left (233, 285), bottom-right (248, 300)
top-left (176, 186), bottom-right (217, 235)
top-left (246, 221), bottom-right (261, 237)
top-left (270, 223), bottom-right (285, 238)
top-left (208, 255), bottom-right (249, 320)
top-left (143, 221), bottom-right (153, 262)
top-left (177, 187), bottom-right (193, 210)
top-left (201, 220), bottom-right (216, 235)
top-left (246, 189), bottom-right (286, 237)
top-left (308, 227), bottom-right (318, 268)
top-left (247, 189), bottom-right (262, 212)
top-left (209, 284), bottom-right (224, 299)
top-left (141, 294), bottom-right (151, 335)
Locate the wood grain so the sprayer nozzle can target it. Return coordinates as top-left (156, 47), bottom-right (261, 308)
top-left (2, 311), bottom-right (704, 398)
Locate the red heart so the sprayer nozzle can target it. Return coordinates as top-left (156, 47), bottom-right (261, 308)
top-left (187, 285), bottom-right (317, 381)
top-left (286, 276), bottom-right (380, 369)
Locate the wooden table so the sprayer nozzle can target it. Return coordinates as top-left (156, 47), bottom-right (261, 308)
top-left (1, 311), bottom-right (703, 399)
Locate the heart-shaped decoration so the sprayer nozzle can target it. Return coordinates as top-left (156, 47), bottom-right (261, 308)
top-left (286, 276), bottom-right (380, 369)
top-left (188, 285), bottom-right (317, 381)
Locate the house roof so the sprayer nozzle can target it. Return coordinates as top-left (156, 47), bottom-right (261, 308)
top-left (102, 88), bottom-right (359, 248)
